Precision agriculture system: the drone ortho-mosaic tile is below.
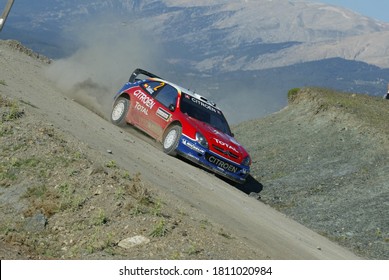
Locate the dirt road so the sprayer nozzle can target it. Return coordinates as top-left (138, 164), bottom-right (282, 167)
top-left (0, 40), bottom-right (359, 259)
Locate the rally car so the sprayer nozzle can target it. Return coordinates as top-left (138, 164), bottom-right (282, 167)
top-left (110, 69), bottom-right (251, 184)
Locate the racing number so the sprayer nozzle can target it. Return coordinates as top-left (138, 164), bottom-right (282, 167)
top-left (153, 82), bottom-right (165, 91)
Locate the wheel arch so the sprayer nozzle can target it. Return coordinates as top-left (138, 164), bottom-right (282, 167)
top-left (162, 120), bottom-right (182, 139)
top-left (116, 91), bottom-right (131, 102)
top-left (112, 91), bottom-right (131, 111)
top-left (111, 94), bottom-right (131, 126)
top-left (162, 121), bottom-right (183, 156)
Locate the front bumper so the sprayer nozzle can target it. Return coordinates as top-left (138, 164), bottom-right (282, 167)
top-left (176, 135), bottom-right (250, 184)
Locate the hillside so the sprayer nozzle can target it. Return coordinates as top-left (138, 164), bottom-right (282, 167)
top-left (0, 93), bottom-right (268, 260)
top-left (234, 88), bottom-right (389, 259)
top-left (0, 40), bottom-right (361, 260)
top-left (0, 42), bottom-right (265, 260)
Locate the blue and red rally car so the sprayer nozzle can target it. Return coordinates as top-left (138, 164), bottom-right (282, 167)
top-left (111, 69), bottom-right (251, 184)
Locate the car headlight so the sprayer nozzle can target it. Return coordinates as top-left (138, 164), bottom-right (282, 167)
top-left (242, 156), bottom-right (251, 166)
top-left (195, 132), bottom-right (208, 148)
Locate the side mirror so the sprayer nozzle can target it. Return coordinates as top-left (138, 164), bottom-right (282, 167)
top-left (169, 104), bottom-right (176, 112)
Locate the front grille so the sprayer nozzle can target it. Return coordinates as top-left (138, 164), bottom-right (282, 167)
top-left (205, 153), bottom-right (241, 173)
top-left (212, 145), bottom-right (239, 159)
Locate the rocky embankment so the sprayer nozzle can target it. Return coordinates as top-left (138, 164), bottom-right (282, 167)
top-left (234, 88), bottom-right (389, 259)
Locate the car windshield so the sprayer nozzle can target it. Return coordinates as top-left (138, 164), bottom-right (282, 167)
top-left (180, 94), bottom-right (232, 136)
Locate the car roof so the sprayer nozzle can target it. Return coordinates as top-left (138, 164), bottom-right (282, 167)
top-left (148, 77), bottom-right (220, 110)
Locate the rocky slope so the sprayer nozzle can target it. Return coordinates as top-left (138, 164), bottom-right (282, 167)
top-left (0, 40), bottom-right (360, 260)
top-left (234, 88), bottom-right (389, 259)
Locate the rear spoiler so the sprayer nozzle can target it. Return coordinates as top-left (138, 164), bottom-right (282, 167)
top-left (129, 68), bottom-right (162, 83)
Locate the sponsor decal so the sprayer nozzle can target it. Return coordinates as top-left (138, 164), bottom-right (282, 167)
top-left (135, 101), bottom-right (149, 115)
top-left (144, 84), bottom-right (155, 95)
top-left (187, 153), bottom-right (200, 161)
top-left (190, 97), bottom-right (218, 113)
top-left (182, 138), bottom-right (205, 154)
top-left (134, 89), bottom-right (155, 109)
top-left (206, 154), bottom-right (239, 173)
top-left (156, 107), bottom-right (171, 121)
top-left (214, 138), bottom-right (239, 154)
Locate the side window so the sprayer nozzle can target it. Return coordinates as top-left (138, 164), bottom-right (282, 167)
top-left (155, 84), bottom-right (178, 108)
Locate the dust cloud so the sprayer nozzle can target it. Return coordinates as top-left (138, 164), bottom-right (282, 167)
top-left (46, 16), bottom-right (165, 120)
top-left (45, 14), bottom-right (279, 125)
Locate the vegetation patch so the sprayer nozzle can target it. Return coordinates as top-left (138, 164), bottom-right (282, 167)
top-left (287, 87), bottom-right (301, 102)
top-left (0, 95), bottom-right (24, 122)
top-left (149, 219), bottom-right (170, 237)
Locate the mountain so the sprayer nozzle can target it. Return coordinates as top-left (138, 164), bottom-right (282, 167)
top-left (1, 0), bottom-right (389, 122)
top-left (4, 0), bottom-right (389, 66)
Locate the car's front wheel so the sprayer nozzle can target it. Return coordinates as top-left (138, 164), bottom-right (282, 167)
top-left (111, 97), bottom-right (129, 126)
top-left (163, 125), bottom-right (182, 156)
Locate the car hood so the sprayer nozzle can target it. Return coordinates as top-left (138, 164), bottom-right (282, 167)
top-left (185, 117), bottom-right (249, 163)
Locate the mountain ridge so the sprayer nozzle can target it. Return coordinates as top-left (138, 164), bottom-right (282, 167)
top-left (3, 0), bottom-right (389, 68)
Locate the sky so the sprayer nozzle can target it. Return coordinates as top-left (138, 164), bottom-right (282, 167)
top-left (318, 0), bottom-right (389, 22)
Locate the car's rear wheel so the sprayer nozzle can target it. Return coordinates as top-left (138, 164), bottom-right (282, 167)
top-left (163, 125), bottom-right (182, 156)
top-left (111, 97), bottom-right (129, 126)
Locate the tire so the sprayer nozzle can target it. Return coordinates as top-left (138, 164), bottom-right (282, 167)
top-left (111, 97), bottom-right (129, 126)
top-left (162, 125), bottom-right (182, 156)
